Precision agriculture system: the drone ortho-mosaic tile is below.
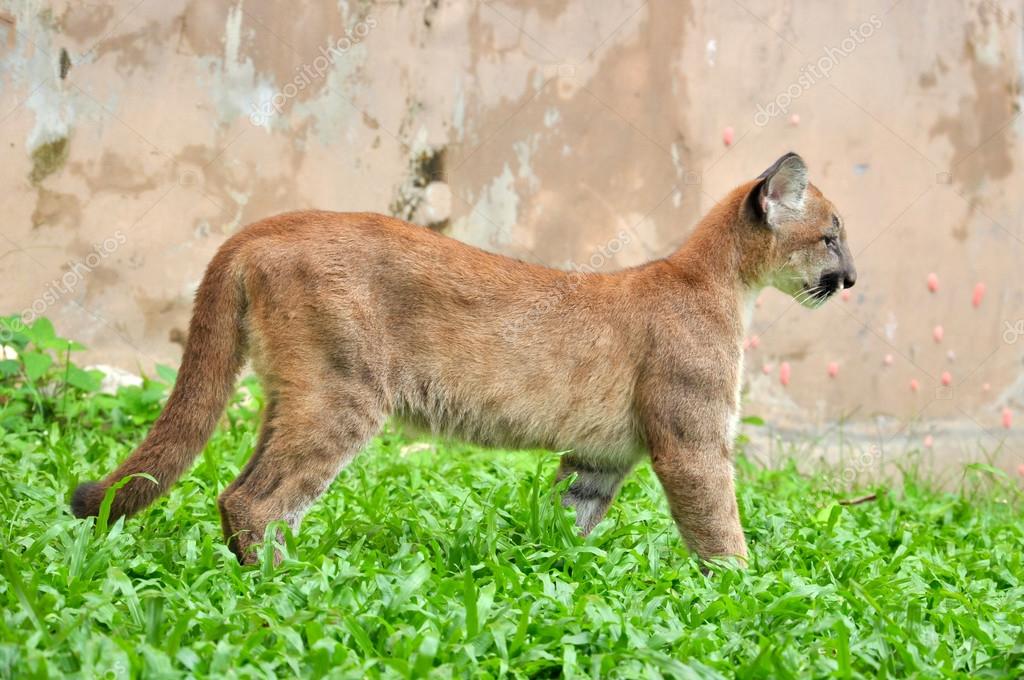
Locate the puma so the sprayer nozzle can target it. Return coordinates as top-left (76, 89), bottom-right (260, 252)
top-left (71, 152), bottom-right (856, 566)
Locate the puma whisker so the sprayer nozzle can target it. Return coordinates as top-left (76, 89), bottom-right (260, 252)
top-left (70, 152), bottom-right (855, 566)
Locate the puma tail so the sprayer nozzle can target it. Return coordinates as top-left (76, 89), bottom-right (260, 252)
top-left (71, 244), bottom-right (247, 521)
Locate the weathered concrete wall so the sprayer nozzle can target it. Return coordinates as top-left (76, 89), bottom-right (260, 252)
top-left (2, 1), bottom-right (1023, 470)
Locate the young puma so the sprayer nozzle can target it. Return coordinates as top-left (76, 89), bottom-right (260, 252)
top-left (71, 152), bottom-right (855, 566)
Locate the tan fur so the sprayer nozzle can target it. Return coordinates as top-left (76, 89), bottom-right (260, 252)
top-left (71, 153), bottom-right (855, 566)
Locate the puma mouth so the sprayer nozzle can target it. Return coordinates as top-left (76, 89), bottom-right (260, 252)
top-left (810, 287), bottom-right (836, 303)
top-left (812, 272), bottom-right (842, 302)
top-left (800, 287), bottom-right (833, 307)
top-left (799, 272), bottom-right (841, 307)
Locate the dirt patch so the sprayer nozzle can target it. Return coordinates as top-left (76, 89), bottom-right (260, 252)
top-left (31, 187), bottom-right (81, 229)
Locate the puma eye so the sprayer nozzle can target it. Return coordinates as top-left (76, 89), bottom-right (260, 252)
top-left (822, 234), bottom-right (837, 247)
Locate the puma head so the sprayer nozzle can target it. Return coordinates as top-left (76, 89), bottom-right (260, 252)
top-left (744, 152), bottom-right (857, 308)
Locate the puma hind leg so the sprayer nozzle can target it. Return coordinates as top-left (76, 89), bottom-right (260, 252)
top-left (217, 379), bottom-right (384, 565)
top-left (556, 454), bottom-right (634, 536)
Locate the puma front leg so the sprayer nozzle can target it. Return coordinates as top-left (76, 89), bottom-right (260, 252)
top-left (650, 442), bottom-right (748, 564)
top-left (640, 356), bottom-right (749, 565)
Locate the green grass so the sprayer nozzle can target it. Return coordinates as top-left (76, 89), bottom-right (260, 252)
top-left (1, 316), bottom-right (1023, 678)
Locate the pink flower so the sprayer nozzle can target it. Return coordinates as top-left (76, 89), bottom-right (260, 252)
top-left (779, 362), bottom-right (791, 387)
top-left (972, 282), bottom-right (985, 308)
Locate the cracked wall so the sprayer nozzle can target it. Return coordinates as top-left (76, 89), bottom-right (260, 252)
top-left (1, 0), bottom-right (1023, 472)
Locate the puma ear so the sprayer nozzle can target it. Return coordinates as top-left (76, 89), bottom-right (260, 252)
top-left (749, 152), bottom-right (808, 228)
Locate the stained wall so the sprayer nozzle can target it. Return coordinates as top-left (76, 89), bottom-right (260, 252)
top-left (2, 1), bottom-right (1022, 470)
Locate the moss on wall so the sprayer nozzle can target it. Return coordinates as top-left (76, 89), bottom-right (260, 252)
top-left (29, 136), bottom-right (69, 185)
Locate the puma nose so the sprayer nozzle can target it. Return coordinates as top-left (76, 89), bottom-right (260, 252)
top-left (843, 269), bottom-right (857, 289)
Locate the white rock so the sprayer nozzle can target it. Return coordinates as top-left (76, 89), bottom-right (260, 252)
top-left (420, 181), bottom-right (452, 226)
top-left (399, 442), bottom-right (434, 458)
top-left (86, 364), bottom-right (144, 394)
